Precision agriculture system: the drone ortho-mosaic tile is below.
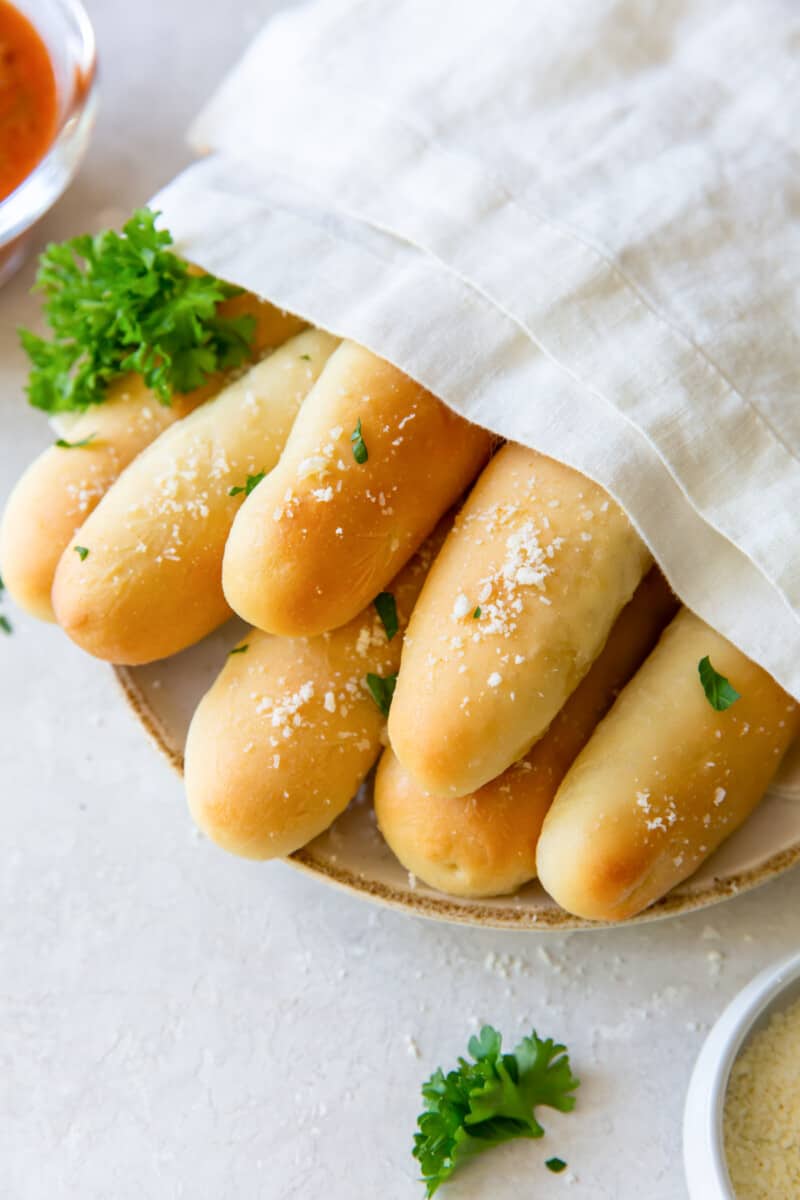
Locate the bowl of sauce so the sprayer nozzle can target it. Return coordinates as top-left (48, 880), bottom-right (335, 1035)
top-left (0, 0), bottom-right (96, 285)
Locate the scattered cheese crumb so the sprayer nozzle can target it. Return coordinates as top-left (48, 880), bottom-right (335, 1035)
top-left (297, 455), bottom-right (329, 479)
top-left (452, 593), bottom-right (471, 620)
top-left (405, 1035), bottom-right (421, 1059)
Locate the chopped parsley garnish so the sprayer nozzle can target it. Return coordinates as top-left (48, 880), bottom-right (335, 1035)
top-left (74, 546), bottom-right (89, 561)
top-left (546, 1157), bottom-right (567, 1173)
top-left (0, 579), bottom-right (12, 634)
top-left (229, 644), bottom-right (249, 655)
top-left (413, 1025), bottom-right (578, 1197)
top-left (20, 208), bottom-right (255, 413)
top-left (229, 471), bottom-right (266, 498)
top-left (698, 656), bottom-right (740, 712)
top-left (299, 353), bottom-right (312, 361)
top-left (351, 418), bottom-right (368, 464)
top-left (374, 592), bottom-right (399, 641)
top-left (55, 433), bottom-right (96, 449)
top-left (365, 671), bottom-right (397, 716)
top-left (473, 606), bottom-right (481, 619)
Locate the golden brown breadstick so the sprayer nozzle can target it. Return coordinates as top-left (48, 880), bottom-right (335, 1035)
top-left (375, 568), bottom-right (678, 897)
top-left (389, 443), bottom-right (652, 797)
top-left (185, 524), bottom-right (448, 860)
top-left (0, 294), bottom-right (304, 622)
top-left (52, 329), bottom-right (339, 664)
top-left (222, 342), bottom-right (492, 637)
top-left (536, 609), bottom-right (800, 922)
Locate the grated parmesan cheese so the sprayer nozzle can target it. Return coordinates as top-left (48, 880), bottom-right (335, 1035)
top-left (452, 593), bottom-right (470, 620)
top-left (724, 995), bottom-right (800, 1198)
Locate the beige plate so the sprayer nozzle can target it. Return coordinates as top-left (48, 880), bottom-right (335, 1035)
top-left (115, 619), bottom-right (800, 931)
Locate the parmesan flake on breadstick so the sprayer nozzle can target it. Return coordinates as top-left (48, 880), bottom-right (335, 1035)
top-left (222, 341), bottom-right (492, 637)
top-left (375, 567), bottom-right (678, 897)
top-left (52, 329), bottom-right (338, 664)
top-left (536, 609), bottom-right (800, 922)
top-left (0, 294), bottom-right (304, 621)
top-left (389, 443), bottom-right (652, 797)
top-left (185, 523), bottom-right (449, 860)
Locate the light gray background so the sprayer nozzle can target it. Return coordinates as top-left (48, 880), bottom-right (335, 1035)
top-left (1, 2), bottom-right (799, 1197)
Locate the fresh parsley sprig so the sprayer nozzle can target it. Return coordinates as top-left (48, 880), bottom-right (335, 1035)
top-left (374, 592), bottom-right (398, 641)
top-left (698, 656), bottom-right (740, 711)
top-left (0, 575), bottom-right (11, 636)
top-left (228, 472), bottom-right (266, 498)
top-left (55, 433), bottom-right (96, 449)
top-left (413, 1025), bottom-right (578, 1196)
top-left (351, 418), bottom-right (368, 464)
top-left (365, 671), bottom-right (397, 715)
top-left (20, 208), bottom-right (255, 413)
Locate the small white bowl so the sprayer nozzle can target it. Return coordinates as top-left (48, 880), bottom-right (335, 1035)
top-left (683, 948), bottom-right (800, 1199)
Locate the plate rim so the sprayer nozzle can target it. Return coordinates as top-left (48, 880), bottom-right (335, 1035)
top-left (113, 665), bottom-right (800, 932)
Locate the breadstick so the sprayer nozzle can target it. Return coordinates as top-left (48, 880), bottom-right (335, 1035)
top-left (536, 609), bottom-right (800, 922)
top-left (185, 525), bottom-right (447, 860)
top-left (375, 568), bottom-right (678, 897)
top-left (222, 341), bottom-right (492, 637)
top-left (389, 443), bottom-right (652, 797)
top-left (0, 294), bottom-right (304, 621)
top-left (52, 329), bottom-right (339, 664)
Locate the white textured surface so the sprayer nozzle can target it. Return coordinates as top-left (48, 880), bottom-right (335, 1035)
top-left (2, 3), bottom-right (800, 1198)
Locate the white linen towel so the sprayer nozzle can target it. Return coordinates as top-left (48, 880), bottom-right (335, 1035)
top-left (153, 0), bottom-right (800, 698)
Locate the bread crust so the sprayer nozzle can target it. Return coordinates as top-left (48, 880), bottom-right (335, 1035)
top-left (52, 330), bottom-right (338, 664)
top-left (0, 295), bottom-right (303, 621)
top-left (536, 609), bottom-right (800, 921)
top-left (375, 568), bottom-right (677, 897)
top-left (222, 342), bottom-right (492, 637)
top-left (389, 443), bottom-right (652, 797)
top-left (185, 525), bottom-right (448, 859)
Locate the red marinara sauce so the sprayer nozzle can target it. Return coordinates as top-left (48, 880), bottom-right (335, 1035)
top-left (0, 1), bottom-right (58, 201)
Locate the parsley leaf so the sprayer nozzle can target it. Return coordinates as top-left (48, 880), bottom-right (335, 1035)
top-left (229, 471), bottom-right (266, 498)
top-left (374, 592), bottom-right (399, 641)
top-left (74, 546), bottom-right (89, 561)
top-left (413, 1025), bottom-right (579, 1196)
top-left (473, 606), bottom-right (481, 619)
top-left (20, 208), bottom-right (255, 413)
top-left (229, 644), bottom-right (249, 656)
top-left (55, 433), bottom-right (96, 449)
top-left (698, 656), bottom-right (740, 711)
top-left (546, 1157), bottom-right (567, 1173)
top-left (0, 573), bottom-right (9, 634)
top-left (365, 672), bottom-right (397, 715)
top-left (351, 418), bottom-right (368, 464)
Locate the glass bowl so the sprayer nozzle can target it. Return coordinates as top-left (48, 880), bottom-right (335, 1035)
top-left (0, 0), bottom-right (97, 286)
